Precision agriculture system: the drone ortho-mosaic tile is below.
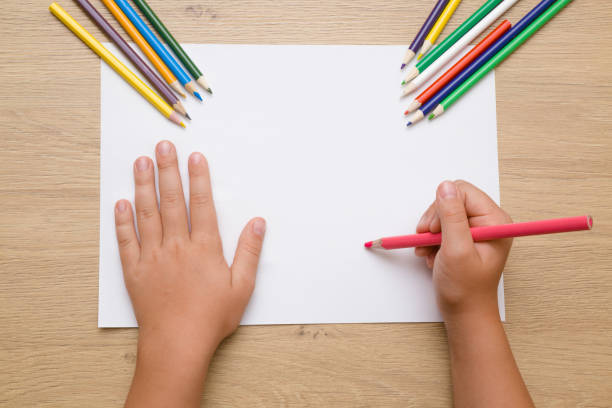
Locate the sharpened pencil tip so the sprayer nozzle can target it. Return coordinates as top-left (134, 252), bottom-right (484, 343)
top-left (404, 110), bottom-right (410, 116)
top-left (194, 92), bottom-right (203, 101)
top-left (401, 81), bottom-right (406, 86)
top-left (428, 114), bottom-right (434, 120)
top-left (180, 122), bottom-right (186, 128)
top-left (207, 88), bottom-right (213, 94)
top-left (185, 113), bottom-right (192, 120)
top-left (417, 54), bottom-right (423, 60)
top-left (406, 122), bottom-right (412, 127)
top-left (400, 64), bottom-right (406, 70)
top-left (364, 241), bottom-right (373, 248)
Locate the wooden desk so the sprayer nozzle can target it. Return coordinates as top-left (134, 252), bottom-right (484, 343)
top-left (2, 0), bottom-right (611, 406)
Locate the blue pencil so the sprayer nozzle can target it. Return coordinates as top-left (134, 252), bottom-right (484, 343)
top-left (406, 0), bottom-right (557, 126)
top-left (112, 0), bottom-right (202, 101)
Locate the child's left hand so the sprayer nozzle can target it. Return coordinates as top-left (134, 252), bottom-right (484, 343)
top-left (115, 140), bottom-right (266, 407)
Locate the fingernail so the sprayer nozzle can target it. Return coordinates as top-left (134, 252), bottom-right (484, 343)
top-left (157, 141), bottom-right (171, 156)
top-left (252, 218), bottom-right (266, 237)
top-left (135, 157), bottom-right (149, 172)
top-left (116, 200), bottom-right (127, 212)
top-left (439, 181), bottom-right (457, 199)
top-left (190, 152), bottom-right (203, 165)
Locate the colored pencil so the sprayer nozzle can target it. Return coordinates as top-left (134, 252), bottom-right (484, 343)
top-left (100, 0), bottom-right (185, 98)
top-left (113, 0), bottom-right (202, 101)
top-left (430, 0), bottom-right (574, 120)
top-left (406, 0), bottom-right (556, 127)
top-left (365, 215), bottom-right (593, 250)
top-left (75, 0), bottom-right (189, 118)
top-left (131, 0), bottom-right (212, 94)
top-left (402, 0), bottom-right (517, 90)
top-left (49, 3), bottom-right (185, 127)
top-left (401, 0), bottom-right (449, 69)
top-left (404, 20), bottom-right (511, 113)
top-left (402, 0), bottom-right (504, 83)
top-left (417, 0), bottom-right (463, 60)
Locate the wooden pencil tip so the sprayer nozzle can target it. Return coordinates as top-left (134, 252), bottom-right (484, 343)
top-left (400, 63), bottom-right (406, 70)
top-left (364, 241), bottom-right (373, 248)
top-left (185, 113), bottom-right (191, 120)
top-left (180, 122), bottom-right (186, 128)
top-left (206, 88), bottom-right (213, 94)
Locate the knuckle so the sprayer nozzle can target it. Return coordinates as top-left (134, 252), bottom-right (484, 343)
top-left (241, 240), bottom-right (261, 258)
top-left (137, 206), bottom-right (157, 221)
top-left (190, 191), bottom-right (212, 208)
top-left (117, 234), bottom-right (133, 249)
top-left (441, 205), bottom-right (465, 222)
top-left (157, 158), bottom-right (177, 171)
top-left (160, 190), bottom-right (183, 207)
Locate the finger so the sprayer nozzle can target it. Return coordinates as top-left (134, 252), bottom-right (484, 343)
top-left (415, 246), bottom-right (436, 257)
top-left (231, 218), bottom-right (266, 297)
top-left (417, 202), bottom-right (436, 233)
top-left (429, 213), bottom-right (441, 234)
top-left (156, 141), bottom-right (189, 240)
top-left (454, 180), bottom-right (512, 226)
top-left (435, 181), bottom-right (474, 258)
top-left (188, 152), bottom-right (221, 247)
top-left (114, 200), bottom-right (140, 269)
top-left (426, 251), bottom-right (436, 269)
top-left (134, 156), bottom-right (162, 251)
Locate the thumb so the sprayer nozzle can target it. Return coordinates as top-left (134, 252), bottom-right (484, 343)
top-left (435, 181), bottom-right (473, 256)
top-left (231, 217), bottom-right (266, 296)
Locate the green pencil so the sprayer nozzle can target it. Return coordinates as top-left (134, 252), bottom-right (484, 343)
top-left (429, 0), bottom-right (574, 120)
top-left (132, 0), bottom-right (212, 94)
top-left (403, 0), bottom-right (503, 83)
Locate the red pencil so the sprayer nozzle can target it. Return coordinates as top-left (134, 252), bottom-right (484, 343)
top-left (403, 20), bottom-right (512, 114)
top-left (365, 215), bottom-right (593, 250)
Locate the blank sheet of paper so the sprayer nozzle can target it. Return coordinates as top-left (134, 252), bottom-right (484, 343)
top-left (99, 44), bottom-right (503, 327)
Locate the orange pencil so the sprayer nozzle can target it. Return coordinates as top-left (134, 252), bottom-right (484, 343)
top-left (100, 0), bottom-right (185, 97)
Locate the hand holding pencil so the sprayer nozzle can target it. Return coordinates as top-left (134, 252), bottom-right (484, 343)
top-left (364, 179), bottom-right (593, 318)
top-left (409, 180), bottom-right (514, 318)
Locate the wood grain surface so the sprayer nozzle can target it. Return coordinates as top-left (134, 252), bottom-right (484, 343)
top-left (1, 0), bottom-right (611, 406)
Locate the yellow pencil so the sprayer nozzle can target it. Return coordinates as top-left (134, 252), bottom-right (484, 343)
top-left (100, 0), bottom-right (186, 98)
top-left (417, 0), bottom-right (462, 59)
top-left (49, 2), bottom-right (185, 128)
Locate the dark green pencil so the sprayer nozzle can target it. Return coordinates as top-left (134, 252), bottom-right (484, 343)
top-left (132, 0), bottom-right (212, 94)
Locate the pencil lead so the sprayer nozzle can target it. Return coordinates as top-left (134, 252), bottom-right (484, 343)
top-left (417, 54), bottom-right (423, 60)
top-left (404, 110), bottom-right (410, 116)
top-left (206, 88), bottom-right (213, 94)
top-left (194, 91), bottom-right (203, 101)
top-left (364, 241), bottom-right (373, 248)
top-left (180, 122), bottom-right (186, 128)
top-left (401, 81), bottom-right (406, 86)
top-left (428, 114), bottom-right (434, 120)
top-left (400, 63), bottom-right (406, 70)
top-left (185, 113), bottom-right (192, 120)
top-left (406, 121), bottom-right (412, 127)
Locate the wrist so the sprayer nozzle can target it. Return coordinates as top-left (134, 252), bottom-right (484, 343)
top-left (137, 326), bottom-right (218, 371)
top-left (127, 329), bottom-right (217, 407)
top-left (441, 295), bottom-right (501, 326)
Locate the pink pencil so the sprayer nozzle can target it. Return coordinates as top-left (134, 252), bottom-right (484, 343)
top-left (365, 215), bottom-right (593, 250)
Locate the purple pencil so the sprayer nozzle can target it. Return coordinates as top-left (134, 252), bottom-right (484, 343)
top-left (74, 0), bottom-right (189, 118)
top-left (401, 0), bottom-right (449, 69)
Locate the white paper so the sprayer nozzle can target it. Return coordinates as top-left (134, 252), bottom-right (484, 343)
top-left (99, 44), bottom-right (503, 327)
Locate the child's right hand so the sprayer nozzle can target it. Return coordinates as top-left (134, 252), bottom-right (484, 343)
top-left (415, 180), bottom-right (513, 321)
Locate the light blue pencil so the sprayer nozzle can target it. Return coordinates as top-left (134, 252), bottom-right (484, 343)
top-left (113, 0), bottom-right (202, 100)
